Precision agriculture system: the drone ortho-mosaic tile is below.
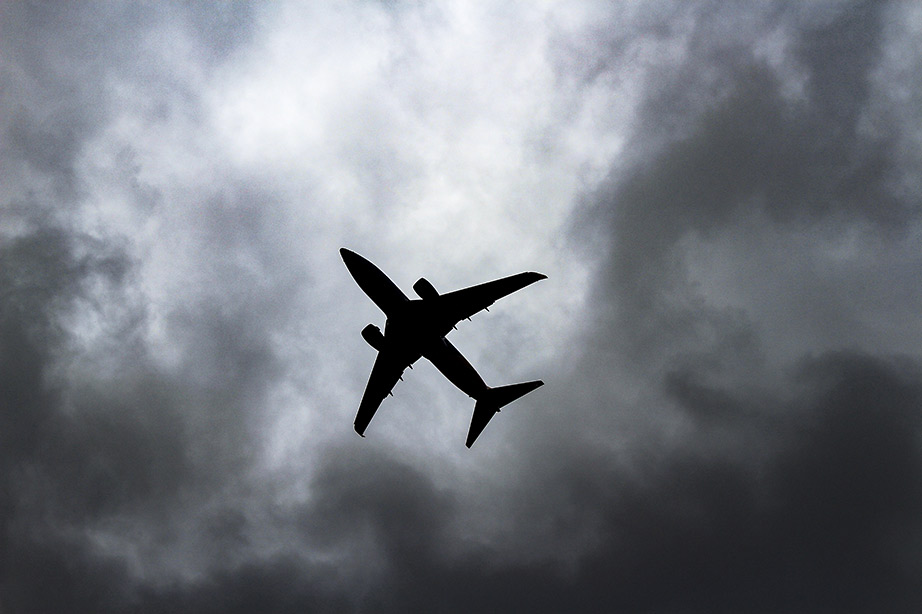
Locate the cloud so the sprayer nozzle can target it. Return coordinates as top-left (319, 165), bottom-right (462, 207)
top-left (79, 352), bottom-right (920, 613)
top-left (2, 0), bottom-right (921, 612)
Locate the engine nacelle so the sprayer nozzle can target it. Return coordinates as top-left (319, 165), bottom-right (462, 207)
top-left (413, 277), bottom-right (438, 300)
top-left (361, 324), bottom-right (385, 351)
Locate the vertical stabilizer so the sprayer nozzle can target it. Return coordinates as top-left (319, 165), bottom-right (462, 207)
top-left (466, 380), bottom-right (543, 448)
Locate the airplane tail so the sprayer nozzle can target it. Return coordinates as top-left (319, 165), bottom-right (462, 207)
top-left (466, 380), bottom-right (544, 448)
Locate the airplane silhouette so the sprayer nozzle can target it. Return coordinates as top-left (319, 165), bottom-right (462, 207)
top-left (341, 248), bottom-right (546, 447)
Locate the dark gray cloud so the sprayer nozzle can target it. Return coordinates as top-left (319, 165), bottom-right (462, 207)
top-left (2, 0), bottom-right (921, 612)
top-left (574, 1), bottom-right (918, 382)
top-left (0, 227), bottom-right (158, 612)
top-left (12, 351), bottom-right (915, 613)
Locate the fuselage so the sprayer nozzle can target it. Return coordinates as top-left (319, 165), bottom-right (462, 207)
top-left (386, 300), bottom-right (489, 399)
top-left (341, 248), bottom-right (489, 399)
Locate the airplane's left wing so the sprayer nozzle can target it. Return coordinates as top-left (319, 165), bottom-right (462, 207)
top-left (354, 349), bottom-right (412, 436)
top-left (436, 272), bottom-right (546, 327)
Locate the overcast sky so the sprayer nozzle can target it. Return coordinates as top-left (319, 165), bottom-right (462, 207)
top-left (2, 1), bottom-right (922, 612)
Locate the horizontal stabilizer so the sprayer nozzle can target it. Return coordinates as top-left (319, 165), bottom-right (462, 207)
top-left (466, 380), bottom-right (543, 448)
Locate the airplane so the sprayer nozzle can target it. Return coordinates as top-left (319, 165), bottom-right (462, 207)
top-left (341, 248), bottom-right (546, 447)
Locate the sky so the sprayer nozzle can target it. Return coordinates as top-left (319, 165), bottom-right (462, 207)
top-left (2, 1), bottom-right (921, 611)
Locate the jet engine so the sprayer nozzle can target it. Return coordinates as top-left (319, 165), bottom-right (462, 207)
top-left (413, 277), bottom-right (438, 300)
top-left (361, 324), bottom-right (385, 351)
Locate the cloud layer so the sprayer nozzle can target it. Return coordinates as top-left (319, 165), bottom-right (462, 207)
top-left (2, 1), bottom-right (921, 611)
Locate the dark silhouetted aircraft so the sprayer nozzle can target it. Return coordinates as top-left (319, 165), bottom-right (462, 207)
top-left (341, 248), bottom-right (546, 447)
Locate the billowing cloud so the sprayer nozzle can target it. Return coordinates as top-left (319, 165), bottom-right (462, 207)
top-left (2, 1), bottom-right (921, 612)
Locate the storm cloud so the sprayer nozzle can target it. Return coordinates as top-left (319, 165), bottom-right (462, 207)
top-left (2, 1), bottom-right (921, 612)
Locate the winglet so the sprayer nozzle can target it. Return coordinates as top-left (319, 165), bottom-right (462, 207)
top-left (466, 380), bottom-right (544, 448)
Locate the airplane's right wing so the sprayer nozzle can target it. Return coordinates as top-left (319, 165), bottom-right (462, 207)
top-left (436, 272), bottom-right (546, 327)
top-left (354, 349), bottom-right (411, 436)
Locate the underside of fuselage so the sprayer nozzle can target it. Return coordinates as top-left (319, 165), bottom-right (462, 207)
top-left (384, 302), bottom-right (489, 399)
top-left (385, 299), bottom-right (452, 341)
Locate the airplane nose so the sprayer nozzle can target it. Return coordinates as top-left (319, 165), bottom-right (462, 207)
top-left (340, 248), bottom-right (367, 276)
top-left (340, 248), bottom-right (358, 266)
